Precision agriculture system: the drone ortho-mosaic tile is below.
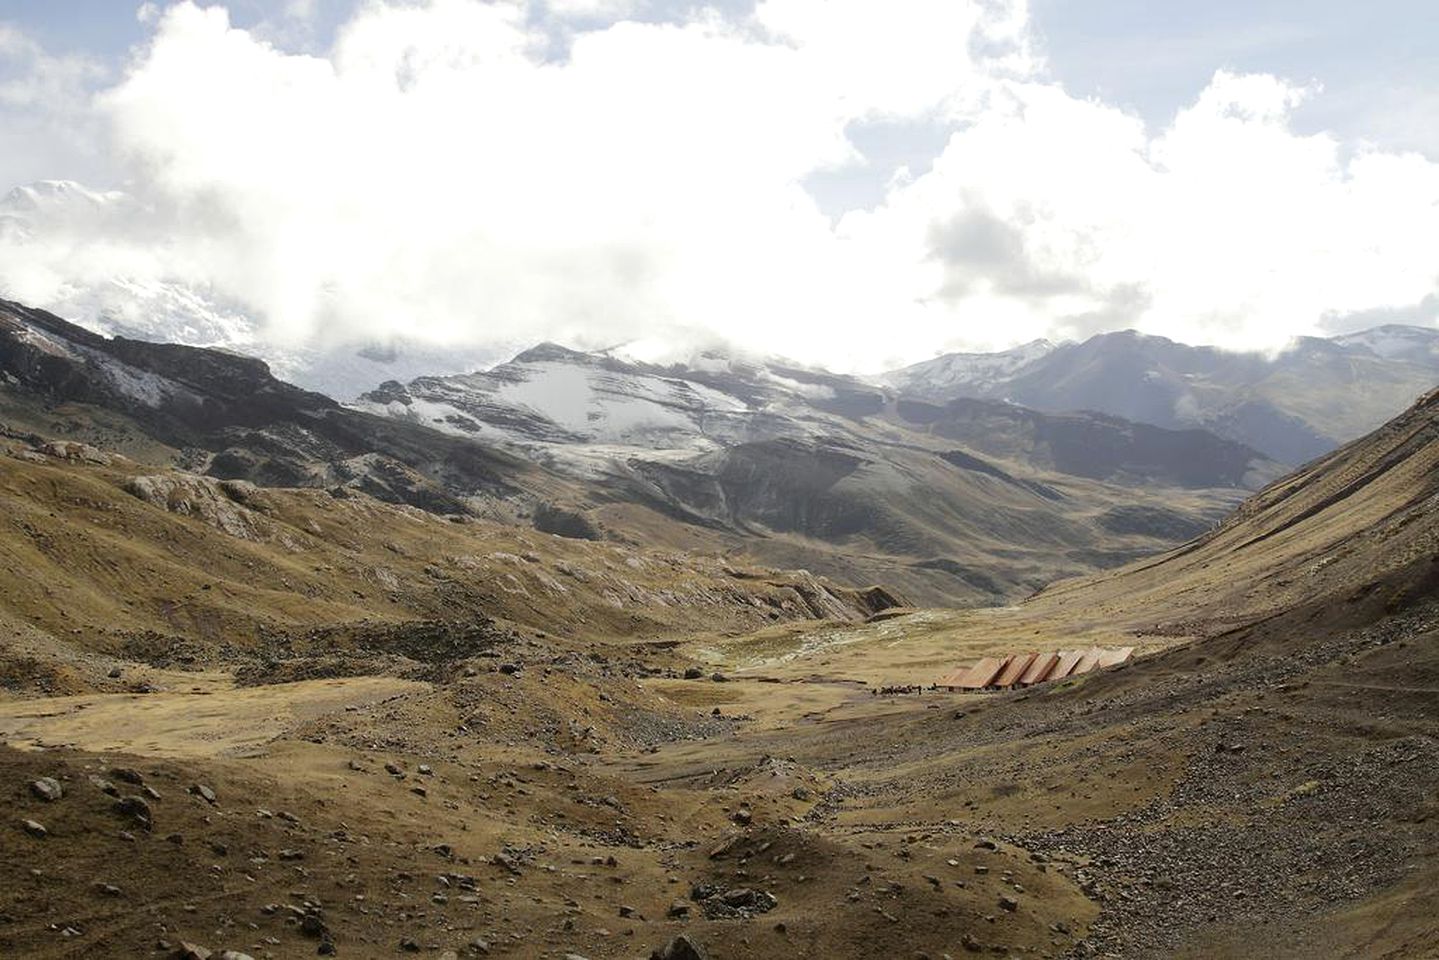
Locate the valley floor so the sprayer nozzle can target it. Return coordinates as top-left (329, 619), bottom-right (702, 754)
top-left (3, 598), bottom-right (1435, 960)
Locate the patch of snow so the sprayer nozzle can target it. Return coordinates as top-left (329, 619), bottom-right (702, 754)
top-left (880, 338), bottom-right (1056, 395)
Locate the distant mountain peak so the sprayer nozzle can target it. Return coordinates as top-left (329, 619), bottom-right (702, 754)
top-left (511, 341), bottom-right (595, 364)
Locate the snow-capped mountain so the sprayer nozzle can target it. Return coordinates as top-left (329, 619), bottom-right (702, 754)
top-left (353, 344), bottom-right (882, 476)
top-left (877, 338), bottom-right (1056, 396)
top-left (882, 327), bottom-right (1439, 463)
top-left (1331, 324), bottom-right (1439, 364)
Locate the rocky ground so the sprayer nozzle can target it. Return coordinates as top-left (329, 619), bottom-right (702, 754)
top-left (2, 589), bottom-right (1434, 959)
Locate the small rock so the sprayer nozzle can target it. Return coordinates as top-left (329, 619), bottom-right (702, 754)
top-left (650, 934), bottom-right (709, 960)
top-left (189, 784), bottom-right (217, 804)
top-left (999, 895), bottom-right (1019, 912)
top-left (110, 768), bottom-right (145, 785)
top-left (21, 819), bottom-right (47, 839)
top-left (113, 795), bottom-right (153, 827)
top-left (30, 778), bottom-right (64, 802)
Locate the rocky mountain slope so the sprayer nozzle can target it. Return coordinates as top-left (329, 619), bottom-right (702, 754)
top-left (884, 326), bottom-right (1439, 464)
top-left (355, 341), bottom-right (1281, 603)
top-left (2, 299), bottom-right (1279, 605)
top-left (0, 298), bottom-right (557, 519)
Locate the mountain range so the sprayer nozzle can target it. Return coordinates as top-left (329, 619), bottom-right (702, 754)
top-left (883, 326), bottom-right (1439, 464)
top-left (4, 299), bottom-right (1286, 607)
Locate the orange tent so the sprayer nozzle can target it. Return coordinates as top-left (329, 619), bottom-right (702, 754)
top-left (1069, 647), bottom-right (1105, 676)
top-left (1018, 652), bottom-right (1060, 686)
top-left (953, 656), bottom-right (1007, 690)
top-left (993, 653), bottom-right (1036, 688)
top-left (1096, 647), bottom-right (1134, 668)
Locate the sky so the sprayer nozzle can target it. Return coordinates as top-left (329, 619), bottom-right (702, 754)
top-left (0, 0), bottom-right (1436, 374)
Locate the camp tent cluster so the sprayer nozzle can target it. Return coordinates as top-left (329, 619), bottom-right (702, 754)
top-left (937, 647), bottom-right (1135, 691)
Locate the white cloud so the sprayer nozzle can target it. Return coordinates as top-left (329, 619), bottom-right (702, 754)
top-left (0, 0), bottom-right (1437, 381)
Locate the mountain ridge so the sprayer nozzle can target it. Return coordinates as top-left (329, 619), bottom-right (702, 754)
top-left (883, 325), bottom-right (1439, 463)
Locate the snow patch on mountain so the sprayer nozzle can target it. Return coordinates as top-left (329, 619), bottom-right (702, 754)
top-left (1331, 325), bottom-right (1439, 364)
top-left (879, 339), bottom-right (1056, 395)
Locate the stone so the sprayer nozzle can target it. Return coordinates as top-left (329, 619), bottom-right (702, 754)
top-left (218, 952), bottom-right (255, 960)
top-left (113, 795), bottom-right (154, 827)
top-left (21, 819), bottom-right (47, 839)
top-left (731, 808), bottom-right (753, 826)
top-left (666, 900), bottom-right (691, 919)
top-left (111, 767), bottom-right (145, 785)
top-left (650, 934), bottom-right (710, 960)
top-left (999, 895), bottom-right (1019, 912)
top-left (683, 667), bottom-right (704, 680)
top-left (177, 943), bottom-right (213, 960)
top-left (30, 777), bottom-right (64, 802)
top-left (190, 784), bottom-right (217, 803)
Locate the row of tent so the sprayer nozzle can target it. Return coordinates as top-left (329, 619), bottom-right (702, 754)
top-left (937, 646), bottom-right (1135, 691)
